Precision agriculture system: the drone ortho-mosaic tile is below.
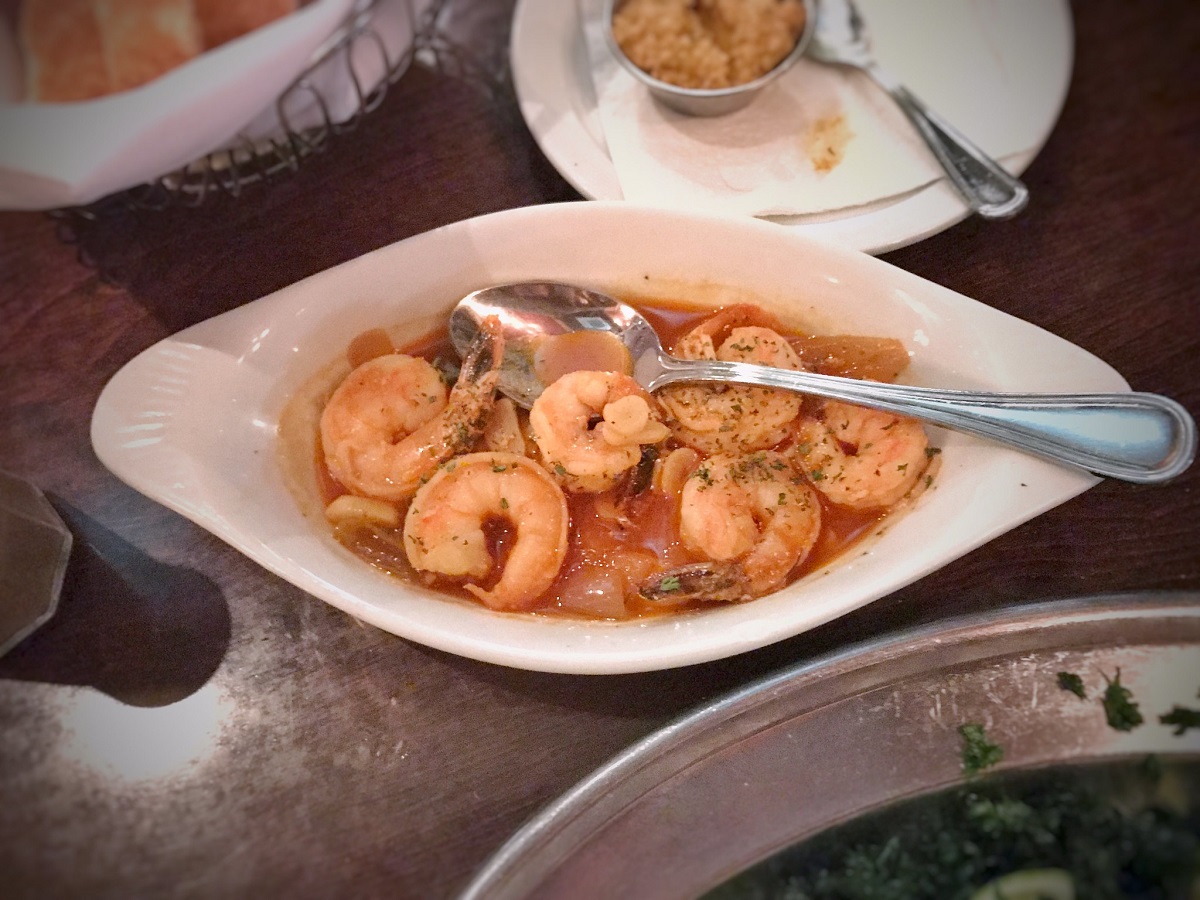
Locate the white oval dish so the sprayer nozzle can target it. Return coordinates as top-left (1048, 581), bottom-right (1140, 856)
top-left (91, 202), bottom-right (1121, 674)
top-left (510, 0), bottom-right (1074, 254)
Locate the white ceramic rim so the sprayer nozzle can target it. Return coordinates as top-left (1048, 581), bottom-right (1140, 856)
top-left (91, 201), bottom-right (1119, 674)
top-left (509, 0), bottom-right (1075, 255)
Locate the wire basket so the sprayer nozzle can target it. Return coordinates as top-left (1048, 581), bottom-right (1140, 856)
top-left (66, 0), bottom-right (446, 216)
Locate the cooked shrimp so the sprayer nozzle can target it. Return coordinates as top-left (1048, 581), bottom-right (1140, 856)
top-left (320, 318), bottom-right (503, 501)
top-left (668, 450), bottom-right (822, 598)
top-left (403, 452), bottom-right (569, 611)
top-left (529, 370), bottom-right (670, 493)
top-left (675, 303), bottom-right (790, 345)
top-left (659, 322), bottom-right (804, 454)
top-left (793, 400), bottom-right (930, 509)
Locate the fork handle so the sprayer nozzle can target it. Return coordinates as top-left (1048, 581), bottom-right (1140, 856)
top-left (865, 63), bottom-right (1029, 219)
top-left (644, 355), bottom-right (1197, 485)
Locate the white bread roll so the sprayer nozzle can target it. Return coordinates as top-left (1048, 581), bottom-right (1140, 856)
top-left (19, 0), bottom-right (111, 102)
top-left (18, 0), bottom-right (302, 103)
top-left (193, 0), bottom-right (298, 50)
top-left (94, 0), bottom-right (203, 92)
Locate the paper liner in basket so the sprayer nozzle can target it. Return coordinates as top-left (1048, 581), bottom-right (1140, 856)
top-left (0, 0), bottom-right (421, 211)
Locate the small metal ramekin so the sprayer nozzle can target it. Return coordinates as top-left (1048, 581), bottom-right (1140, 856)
top-left (603, 0), bottom-right (816, 117)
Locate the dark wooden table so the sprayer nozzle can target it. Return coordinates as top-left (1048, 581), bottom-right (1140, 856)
top-left (1, 1), bottom-right (1197, 896)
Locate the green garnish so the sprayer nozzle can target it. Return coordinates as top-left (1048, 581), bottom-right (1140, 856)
top-left (655, 575), bottom-right (681, 594)
top-left (958, 723), bottom-right (1004, 777)
top-left (707, 759), bottom-right (1200, 900)
top-left (1139, 753), bottom-right (1163, 782)
top-left (1101, 669), bottom-right (1144, 732)
top-left (1056, 671), bottom-right (1086, 699)
top-left (1159, 705), bottom-right (1200, 736)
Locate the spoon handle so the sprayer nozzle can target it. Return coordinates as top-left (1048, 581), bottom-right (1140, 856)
top-left (864, 62), bottom-right (1029, 219)
top-left (646, 357), bottom-right (1197, 484)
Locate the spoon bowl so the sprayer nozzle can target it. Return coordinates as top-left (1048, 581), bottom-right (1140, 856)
top-left (451, 281), bottom-right (1196, 485)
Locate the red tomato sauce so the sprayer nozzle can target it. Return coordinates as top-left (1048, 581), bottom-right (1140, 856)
top-left (314, 297), bottom-right (902, 620)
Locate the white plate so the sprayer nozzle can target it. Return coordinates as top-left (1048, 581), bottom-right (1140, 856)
top-left (91, 202), bottom-right (1120, 674)
top-left (510, 0), bottom-right (1074, 255)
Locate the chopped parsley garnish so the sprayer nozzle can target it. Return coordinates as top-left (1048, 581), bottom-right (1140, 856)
top-left (707, 759), bottom-right (1200, 900)
top-left (655, 575), bottom-right (681, 594)
top-left (704, 674), bottom-right (1200, 900)
top-left (1101, 669), bottom-right (1144, 732)
top-left (1140, 753), bottom-right (1163, 782)
top-left (1159, 705), bottom-right (1200, 735)
top-left (1056, 671), bottom-right (1087, 699)
top-left (958, 722), bottom-right (1004, 777)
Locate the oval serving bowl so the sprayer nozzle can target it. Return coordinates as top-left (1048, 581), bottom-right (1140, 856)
top-left (91, 202), bottom-right (1123, 674)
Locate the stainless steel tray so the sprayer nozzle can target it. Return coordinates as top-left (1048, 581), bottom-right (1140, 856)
top-left (460, 591), bottom-right (1200, 900)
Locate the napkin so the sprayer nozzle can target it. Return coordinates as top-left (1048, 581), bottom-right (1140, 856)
top-left (579, 0), bottom-right (1057, 218)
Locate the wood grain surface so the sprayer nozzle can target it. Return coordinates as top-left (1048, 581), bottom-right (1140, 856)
top-left (0, 0), bottom-right (1197, 897)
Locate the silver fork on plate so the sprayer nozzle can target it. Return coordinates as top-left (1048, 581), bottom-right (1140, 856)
top-left (808, 0), bottom-right (1029, 219)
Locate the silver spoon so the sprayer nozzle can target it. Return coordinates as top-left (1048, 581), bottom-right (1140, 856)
top-left (449, 282), bottom-right (1196, 485)
top-left (807, 0), bottom-right (1028, 219)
